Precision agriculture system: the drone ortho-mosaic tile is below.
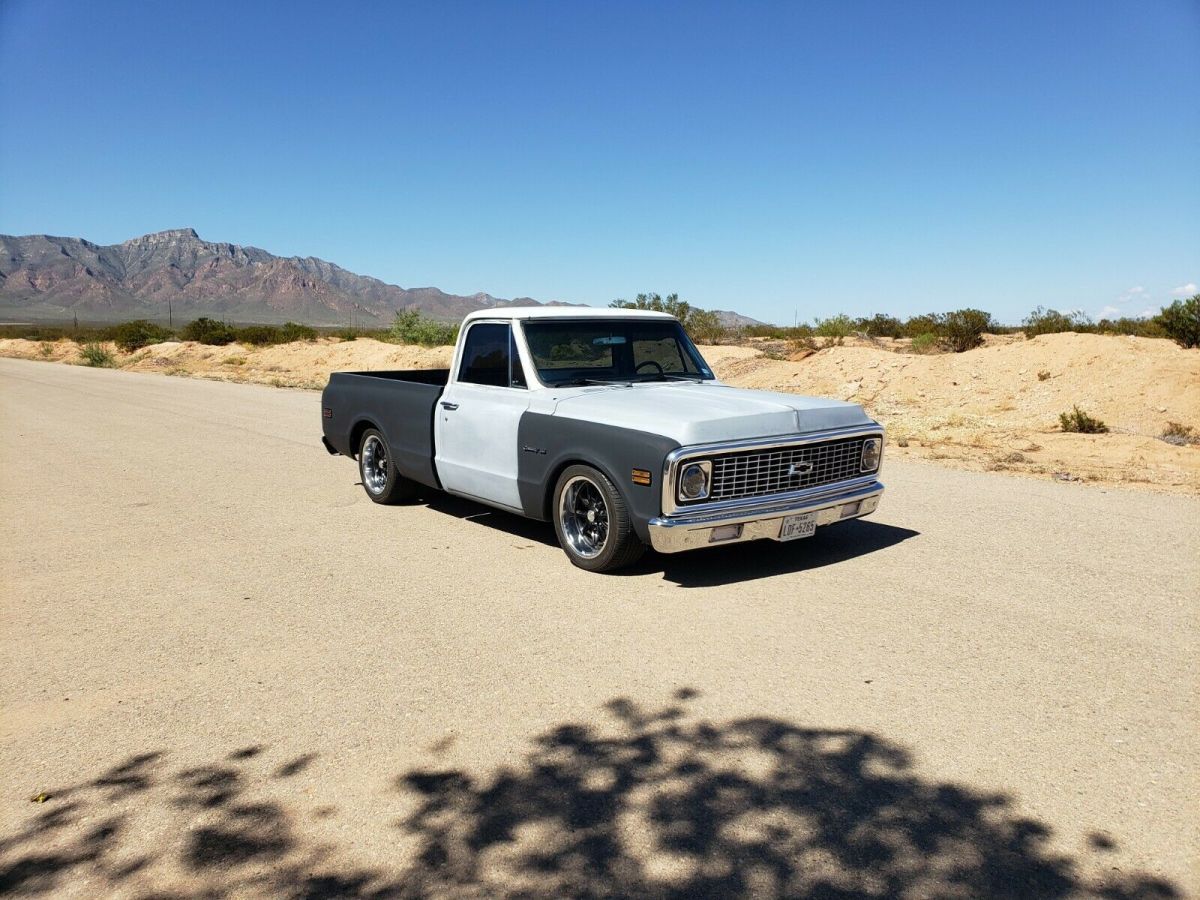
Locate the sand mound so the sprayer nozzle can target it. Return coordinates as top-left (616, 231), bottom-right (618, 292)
top-left (705, 333), bottom-right (1199, 491)
top-left (3, 333), bottom-right (1197, 492)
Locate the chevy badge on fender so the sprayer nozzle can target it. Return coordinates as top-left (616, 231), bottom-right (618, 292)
top-left (319, 308), bottom-right (885, 572)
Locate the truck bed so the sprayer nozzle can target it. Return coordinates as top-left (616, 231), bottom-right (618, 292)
top-left (320, 370), bottom-right (450, 489)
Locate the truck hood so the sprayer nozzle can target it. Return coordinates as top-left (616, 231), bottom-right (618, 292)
top-left (544, 381), bottom-right (875, 445)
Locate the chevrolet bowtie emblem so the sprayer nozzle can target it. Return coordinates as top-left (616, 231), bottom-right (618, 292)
top-left (787, 461), bottom-right (814, 477)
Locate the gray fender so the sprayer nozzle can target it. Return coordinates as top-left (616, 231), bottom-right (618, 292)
top-left (516, 412), bottom-right (679, 542)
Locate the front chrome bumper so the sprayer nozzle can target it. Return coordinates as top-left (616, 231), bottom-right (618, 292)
top-left (647, 480), bottom-right (884, 554)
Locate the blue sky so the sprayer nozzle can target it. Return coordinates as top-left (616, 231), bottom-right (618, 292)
top-left (1, 0), bottom-right (1196, 324)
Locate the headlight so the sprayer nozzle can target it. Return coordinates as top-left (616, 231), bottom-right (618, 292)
top-left (861, 437), bottom-right (882, 472)
top-left (678, 461), bottom-right (711, 501)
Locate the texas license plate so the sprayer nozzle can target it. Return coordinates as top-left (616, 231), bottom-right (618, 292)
top-left (778, 512), bottom-right (817, 541)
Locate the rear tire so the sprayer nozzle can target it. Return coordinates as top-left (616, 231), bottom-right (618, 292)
top-left (358, 428), bottom-right (418, 504)
top-left (552, 464), bottom-right (646, 572)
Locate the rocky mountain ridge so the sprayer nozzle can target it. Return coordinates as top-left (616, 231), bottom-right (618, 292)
top-left (0, 228), bottom-right (556, 324)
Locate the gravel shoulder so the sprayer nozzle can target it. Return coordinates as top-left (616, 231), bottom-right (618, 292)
top-left (1, 358), bottom-right (1197, 897)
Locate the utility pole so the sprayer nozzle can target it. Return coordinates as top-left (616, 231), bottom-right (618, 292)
top-left (73, 312), bottom-right (78, 331)
top-left (168, 299), bottom-right (173, 329)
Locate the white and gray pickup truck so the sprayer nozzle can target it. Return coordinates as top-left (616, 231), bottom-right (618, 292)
top-left (321, 308), bottom-right (884, 571)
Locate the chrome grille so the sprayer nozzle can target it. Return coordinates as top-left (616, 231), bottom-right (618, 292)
top-left (703, 437), bottom-right (869, 503)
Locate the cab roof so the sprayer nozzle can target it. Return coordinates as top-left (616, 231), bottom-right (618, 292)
top-left (462, 306), bottom-right (676, 323)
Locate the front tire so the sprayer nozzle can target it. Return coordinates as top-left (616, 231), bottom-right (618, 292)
top-left (552, 465), bottom-right (646, 572)
top-left (358, 428), bottom-right (418, 504)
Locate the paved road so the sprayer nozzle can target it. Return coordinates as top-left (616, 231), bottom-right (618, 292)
top-left (1, 357), bottom-right (1196, 898)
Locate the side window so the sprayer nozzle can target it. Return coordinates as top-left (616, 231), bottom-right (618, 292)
top-left (458, 323), bottom-right (523, 388)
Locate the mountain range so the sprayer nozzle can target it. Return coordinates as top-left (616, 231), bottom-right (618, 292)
top-left (0, 228), bottom-right (762, 327)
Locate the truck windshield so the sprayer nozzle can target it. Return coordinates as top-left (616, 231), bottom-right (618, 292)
top-left (522, 319), bottom-right (714, 386)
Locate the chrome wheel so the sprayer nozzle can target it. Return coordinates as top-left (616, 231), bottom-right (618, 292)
top-left (361, 434), bottom-right (389, 495)
top-left (559, 475), bottom-right (610, 559)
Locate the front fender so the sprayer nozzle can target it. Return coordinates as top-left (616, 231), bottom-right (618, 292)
top-left (516, 413), bottom-right (679, 542)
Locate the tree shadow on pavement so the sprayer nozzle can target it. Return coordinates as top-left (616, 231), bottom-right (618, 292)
top-left (0, 693), bottom-right (1177, 898)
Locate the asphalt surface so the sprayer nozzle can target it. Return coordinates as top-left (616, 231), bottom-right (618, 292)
top-left (1, 356), bottom-right (1196, 898)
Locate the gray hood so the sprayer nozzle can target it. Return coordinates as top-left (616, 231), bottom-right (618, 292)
top-left (546, 381), bottom-right (875, 445)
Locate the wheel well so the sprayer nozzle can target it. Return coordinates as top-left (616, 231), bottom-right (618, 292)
top-left (542, 458), bottom-right (622, 520)
top-left (348, 419), bottom-right (378, 459)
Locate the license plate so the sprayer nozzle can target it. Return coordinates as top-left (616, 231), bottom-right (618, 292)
top-left (778, 512), bottom-right (817, 541)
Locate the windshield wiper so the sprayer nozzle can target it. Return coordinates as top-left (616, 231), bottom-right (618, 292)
top-left (632, 372), bottom-right (707, 383)
top-left (550, 377), bottom-right (630, 388)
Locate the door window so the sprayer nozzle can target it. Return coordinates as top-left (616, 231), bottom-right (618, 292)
top-left (458, 323), bottom-right (524, 388)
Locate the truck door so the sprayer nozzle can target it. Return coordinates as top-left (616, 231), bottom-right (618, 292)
top-left (434, 321), bottom-right (530, 511)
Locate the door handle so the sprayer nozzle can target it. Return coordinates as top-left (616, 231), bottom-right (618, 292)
top-left (440, 401), bottom-right (459, 411)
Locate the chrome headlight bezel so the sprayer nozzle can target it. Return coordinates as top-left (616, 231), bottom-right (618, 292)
top-left (860, 437), bottom-right (882, 472)
top-left (678, 460), bottom-right (712, 502)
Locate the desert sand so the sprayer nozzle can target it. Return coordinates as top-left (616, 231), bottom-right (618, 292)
top-left (2, 332), bottom-right (1197, 492)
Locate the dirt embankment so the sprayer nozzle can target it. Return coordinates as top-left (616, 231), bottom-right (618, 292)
top-left (703, 333), bottom-right (1200, 492)
top-left (2, 333), bottom-right (1197, 492)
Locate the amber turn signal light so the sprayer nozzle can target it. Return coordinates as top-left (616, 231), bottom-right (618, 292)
top-left (631, 468), bottom-right (652, 486)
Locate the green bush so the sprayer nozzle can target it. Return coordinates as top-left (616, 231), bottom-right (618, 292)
top-left (910, 332), bottom-right (939, 354)
top-left (855, 314), bottom-right (904, 338)
top-left (742, 323), bottom-right (814, 340)
top-left (1096, 317), bottom-right (1165, 338)
top-left (333, 328), bottom-right (359, 341)
top-left (902, 314), bottom-right (943, 338)
top-left (233, 325), bottom-right (280, 345)
top-left (389, 310), bottom-right (460, 347)
top-left (1022, 307), bottom-right (1094, 338)
top-left (939, 308), bottom-right (994, 352)
top-left (279, 321), bottom-right (318, 342)
top-left (79, 343), bottom-right (115, 367)
top-left (104, 319), bottom-right (173, 352)
top-left (1154, 295), bottom-right (1200, 349)
top-left (1059, 406), bottom-right (1108, 434)
top-left (814, 314), bottom-right (854, 345)
top-left (181, 317), bottom-right (236, 345)
top-left (687, 309), bottom-right (726, 344)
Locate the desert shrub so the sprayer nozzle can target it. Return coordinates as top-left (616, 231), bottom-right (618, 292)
top-left (389, 310), bottom-right (460, 347)
top-left (279, 321), bottom-right (318, 342)
top-left (789, 334), bottom-right (820, 354)
top-left (104, 319), bottom-right (173, 352)
top-left (182, 317), bottom-right (236, 345)
top-left (903, 313), bottom-right (942, 338)
top-left (814, 314), bottom-right (854, 346)
top-left (742, 323), bottom-right (814, 340)
top-left (39, 341), bottom-right (54, 357)
top-left (233, 325), bottom-right (282, 346)
top-left (910, 333), bottom-right (939, 354)
top-left (333, 329), bottom-right (359, 341)
top-left (79, 343), bottom-right (115, 367)
top-left (855, 314), bottom-right (904, 338)
top-left (1095, 316), bottom-right (1165, 338)
top-left (1154, 295), bottom-right (1200, 349)
top-left (939, 308), bottom-right (994, 352)
top-left (1059, 406), bottom-right (1108, 434)
top-left (688, 310), bottom-right (727, 344)
top-left (1023, 307), bottom-right (1094, 337)
top-left (1037, 370), bottom-right (1051, 381)
top-left (1160, 422), bottom-right (1198, 446)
